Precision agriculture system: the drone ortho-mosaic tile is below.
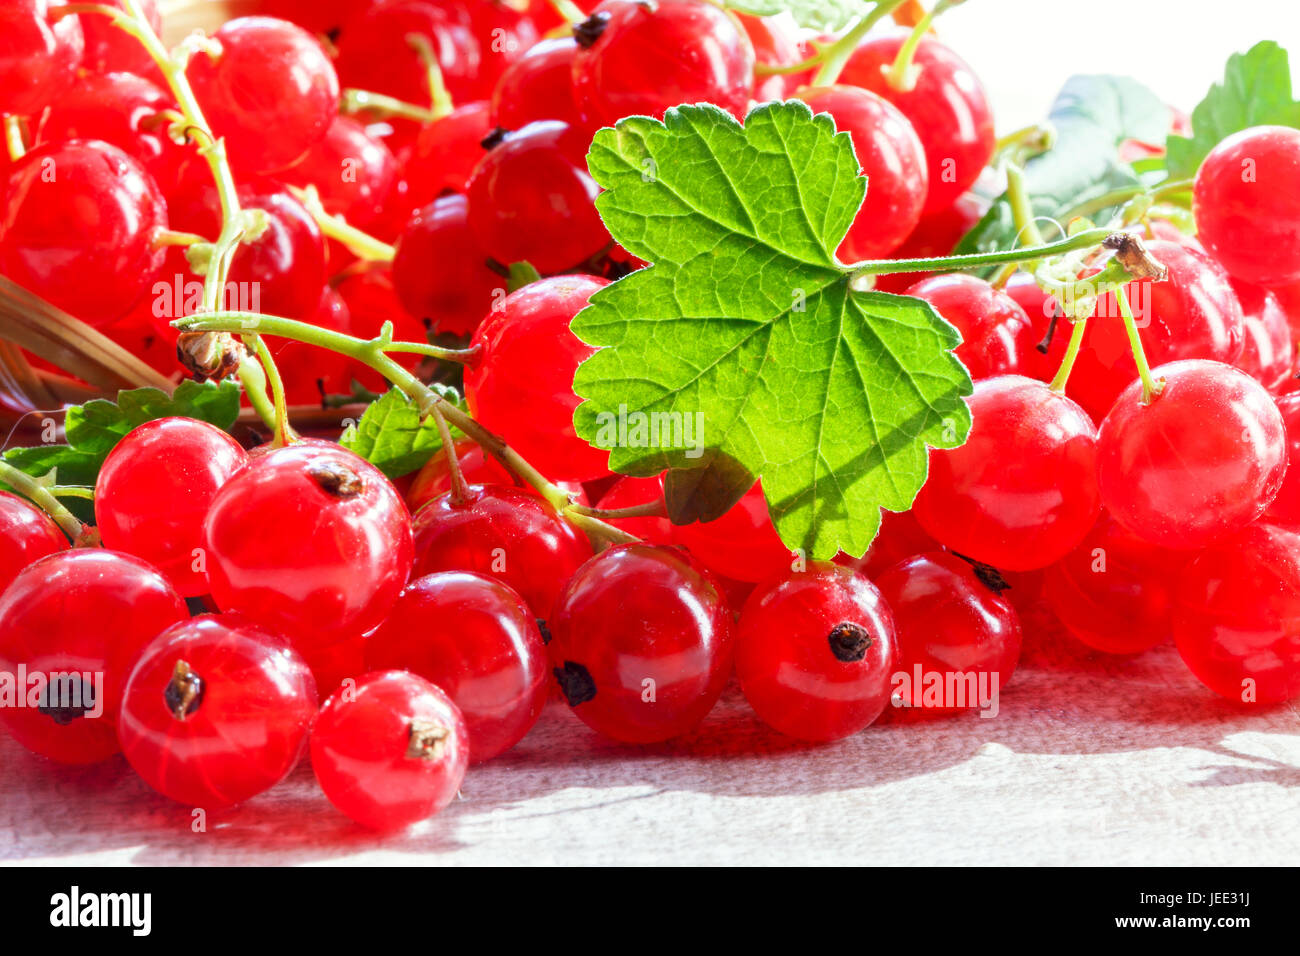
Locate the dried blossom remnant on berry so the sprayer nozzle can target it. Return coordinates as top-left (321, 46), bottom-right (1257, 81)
top-left (305, 459), bottom-right (365, 499)
top-left (406, 719), bottom-right (451, 761)
top-left (573, 11), bottom-right (612, 48)
top-left (554, 660), bottom-right (597, 706)
top-left (949, 551), bottom-right (1012, 593)
top-left (177, 331), bottom-right (246, 382)
top-left (827, 623), bottom-right (872, 662)
top-left (164, 660), bottom-right (204, 721)
top-left (1103, 233), bottom-right (1169, 281)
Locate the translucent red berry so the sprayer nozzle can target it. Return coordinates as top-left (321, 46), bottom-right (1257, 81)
top-left (1231, 277), bottom-right (1293, 393)
top-left (490, 36), bottom-right (584, 131)
top-left (906, 273), bottom-right (1037, 379)
top-left (76, 0), bottom-right (161, 76)
top-left (0, 490), bottom-right (67, 592)
top-left (672, 480), bottom-right (793, 583)
top-left (0, 0), bottom-right (84, 118)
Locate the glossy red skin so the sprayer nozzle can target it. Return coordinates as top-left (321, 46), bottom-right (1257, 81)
top-left (595, 473), bottom-right (674, 543)
top-left (572, 0), bottom-right (755, 129)
top-left (271, 286), bottom-right (356, 404)
top-left (736, 563), bottom-right (895, 741)
top-left (39, 70), bottom-right (184, 195)
top-left (167, 179), bottom-right (326, 321)
top-left (526, 0), bottom-right (597, 33)
top-left (737, 12), bottom-right (801, 103)
top-left (833, 508), bottom-right (937, 579)
top-left (333, 268), bottom-right (429, 388)
top-left (0, 0), bottom-right (84, 117)
top-left (0, 490), bottom-right (67, 592)
top-left (799, 85), bottom-right (928, 261)
top-left (913, 375), bottom-right (1100, 571)
top-left (905, 273), bottom-right (1036, 379)
top-left (189, 17), bottom-right (339, 174)
top-left (0, 550), bottom-right (186, 764)
top-left (1069, 240), bottom-right (1245, 422)
top-left (1099, 360), bottom-right (1286, 550)
top-left (1173, 523), bottom-right (1300, 704)
top-left (95, 418), bottom-right (248, 597)
top-left (299, 631), bottom-right (366, 701)
top-left (203, 443), bottom-right (414, 649)
top-left (871, 192), bottom-right (987, 292)
top-left (465, 0), bottom-right (540, 96)
top-left (1194, 126), bottom-right (1300, 286)
top-left (491, 37), bottom-right (584, 131)
top-left (841, 33), bottom-right (995, 215)
top-left (1003, 271), bottom-right (1064, 383)
top-left (1231, 277), bottom-right (1293, 392)
top-left (1266, 393), bottom-right (1300, 527)
top-left (411, 483), bottom-right (592, 620)
top-left (279, 116), bottom-right (397, 230)
top-left (78, 0), bottom-right (160, 76)
top-left (118, 615), bottom-right (318, 807)
top-left (393, 101), bottom-right (493, 222)
top-left (549, 544), bottom-right (735, 743)
top-left (464, 275), bottom-right (611, 481)
top-left (1044, 513), bottom-right (1189, 655)
top-left (336, 2), bottom-right (481, 110)
top-left (406, 443), bottom-right (588, 513)
top-left (312, 670), bottom-right (469, 830)
top-left (466, 121), bottom-right (609, 275)
top-left (393, 194), bottom-right (501, 337)
top-left (262, 0), bottom-right (378, 34)
top-left (874, 552), bottom-right (1020, 718)
top-left (103, 314), bottom-right (182, 378)
top-left (1272, 280), bottom-right (1300, 340)
top-left (1, 140), bottom-right (167, 328)
top-left (366, 571), bottom-right (548, 763)
top-left (673, 480), bottom-right (792, 583)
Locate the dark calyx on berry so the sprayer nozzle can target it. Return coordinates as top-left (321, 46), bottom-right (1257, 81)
top-left (164, 660), bottom-right (204, 721)
top-left (573, 11), bottom-right (612, 48)
top-left (950, 551), bottom-right (1012, 594)
top-left (536, 618), bottom-right (552, 645)
top-left (827, 623), bottom-right (872, 662)
top-left (36, 675), bottom-right (97, 725)
top-left (306, 459), bottom-right (364, 499)
top-left (554, 661), bottom-right (597, 706)
top-left (406, 719), bottom-right (451, 761)
top-left (1102, 232), bottom-right (1169, 281)
top-left (480, 126), bottom-right (511, 151)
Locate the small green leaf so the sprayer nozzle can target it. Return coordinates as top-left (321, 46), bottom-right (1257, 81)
top-left (725, 0), bottom-right (862, 32)
top-left (1166, 41), bottom-right (1300, 179)
top-left (574, 102), bottom-right (973, 560)
top-left (340, 386), bottom-right (465, 479)
top-left (956, 75), bottom-right (1170, 269)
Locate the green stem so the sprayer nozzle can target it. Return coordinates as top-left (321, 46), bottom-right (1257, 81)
top-left (1056, 178), bottom-right (1194, 227)
top-left (850, 226), bottom-right (1112, 279)
top-left (237, 355), bottom-right (279, 432)
top-left (1115, 285), bottom-right (1161, 404)
top-left (1048, 317), bottom-right (1087, 393)
top-left (154, 230), bottom-right (209, 248)
top-left (342, 89), bottom-right (438, 124)
top-left (4, 115), bottom-right (26, 162)
top-left (287, 186), bottom-right (397, 263)
top-left (428, 403), bottom-right (468, 505)
top-left (406, 33), bottom-right (454, 118)
top-left (246, 335), bottom-right (295, 447)
top-left (569, 499), bottom-right (667, 521)
top-left (1007, 163), bottom-right (1047, 247)
top-left (0, 461), bottom-right (86, 543)
top-left (885, 0), bottom-right (960, 91)
top-left (812, 0), bottom-right (909, 88)
top-left (547, 0), bottom-right (587, 24)
top-left (49, 485), bottom-right (96, 501)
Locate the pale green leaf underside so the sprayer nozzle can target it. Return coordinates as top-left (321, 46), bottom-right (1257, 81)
top-left (573, 103), bottom-right (972, 560)
top-left (725, 0), bottom-right (863, 33)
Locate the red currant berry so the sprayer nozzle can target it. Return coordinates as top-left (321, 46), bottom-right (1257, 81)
top-left (412, 483), bottom-right (591, 620)
top-left (1003, 271), bottom-right (1066, 383)
top-left (38, 70), bottom-right (184, 195)
top-left (463, 275), bottom-right (612, 481)
top-left (0, 550), bottom-right (186, 764)
top-left (280, 116), bottom-right (398, 231)
top-left (94, 417), bottom-right (248, 597)
top-left (834, 507), bottom-right (938, 579)
top-left (594, 473), bottom-right (674, 543)
top-left (1069, 240), bottom-right (1244, 422)
top-left (1266, 393), bottom-right (1300, 527)
top-left (905, 273), bottom-right (1037, 379)
top-left (0, 0), bottom-right (84, 118)
top-left (406, 443), bottom-right (589, 513)
top-left (1098, 360), bottom-right (1287, 550)
top-left (466, 121), bottom-right (610, 275)
top-left (1, 140), bottom-right (167, 327)
top-left (188, 17), bottom-right (339, 174)
top-left (1231, 277), bottom-right (1293, 393)
top-left (312, 670), bottom-right (469, 831)
top-left (393, 100), bottom-right (493, 219)
top-left (203, 442), bottom-right (414, 649)
top-left (392, 194), bottom-right (501, 336)
top-left (913, 375), bottom-right (1100, 571)
top-left (841, 33), bottom-right (995, 215)
top-left (366, 571), bottom-right (548, 763)
top-left (571, 0), bottom-right (755, 129)
top-left (465, 0), bottom-right (540, 94)
top-left (874, 552), bottom-right (1021, 718)
top-left (1173, 522), bottom-right (1300, 704)
top-left (490, 36), bottom-right (584, 131)
top-left (1194, 126), bottom-right (1300, 287)
top-left (0, 490), bottom-right (67, 592)
top-left (271, 286), bottom-right (357, 404)
top-left (736, 563), bottom-right (895, 740)
top-left (549, 543), bottom-right (735, 743)
top-left (261, 0), bottom-right (373, 35)
top-left (736, 12), bottom-right (802, 103)
top-left (672, 480), bottom-right (793, 584)
top-left (1044, 512), bottom-right (1189, 655)
top-left (76, 0), bottom-right (161, 76)
top-left (799, 85), bottom-right (929, 260)
top-left (118, 614), bottom-right (317, 807)
top-left (299, 631), bottom-right (366, 701)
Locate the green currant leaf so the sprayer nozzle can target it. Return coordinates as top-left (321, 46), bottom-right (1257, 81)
top-left (725, 0), bottom-right (862, 32)
top-left (340, 385), bottom-right (465, 479)
top-left (1165, 41), bottom-right (1300, 180)
top-left (573, 102), bottom-right (973, 560)
top-left (956, 75), bottom-right (1170, 271)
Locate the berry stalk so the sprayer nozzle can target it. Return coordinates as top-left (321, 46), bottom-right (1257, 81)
top-left (0, 460), bottom-right (90, 544)
top-left (884, 0), bottom-right (963, 92)
top-left (849, 226), bottom-right (1113, 279)
top-left (810, 0), bottom-right (912, 87)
